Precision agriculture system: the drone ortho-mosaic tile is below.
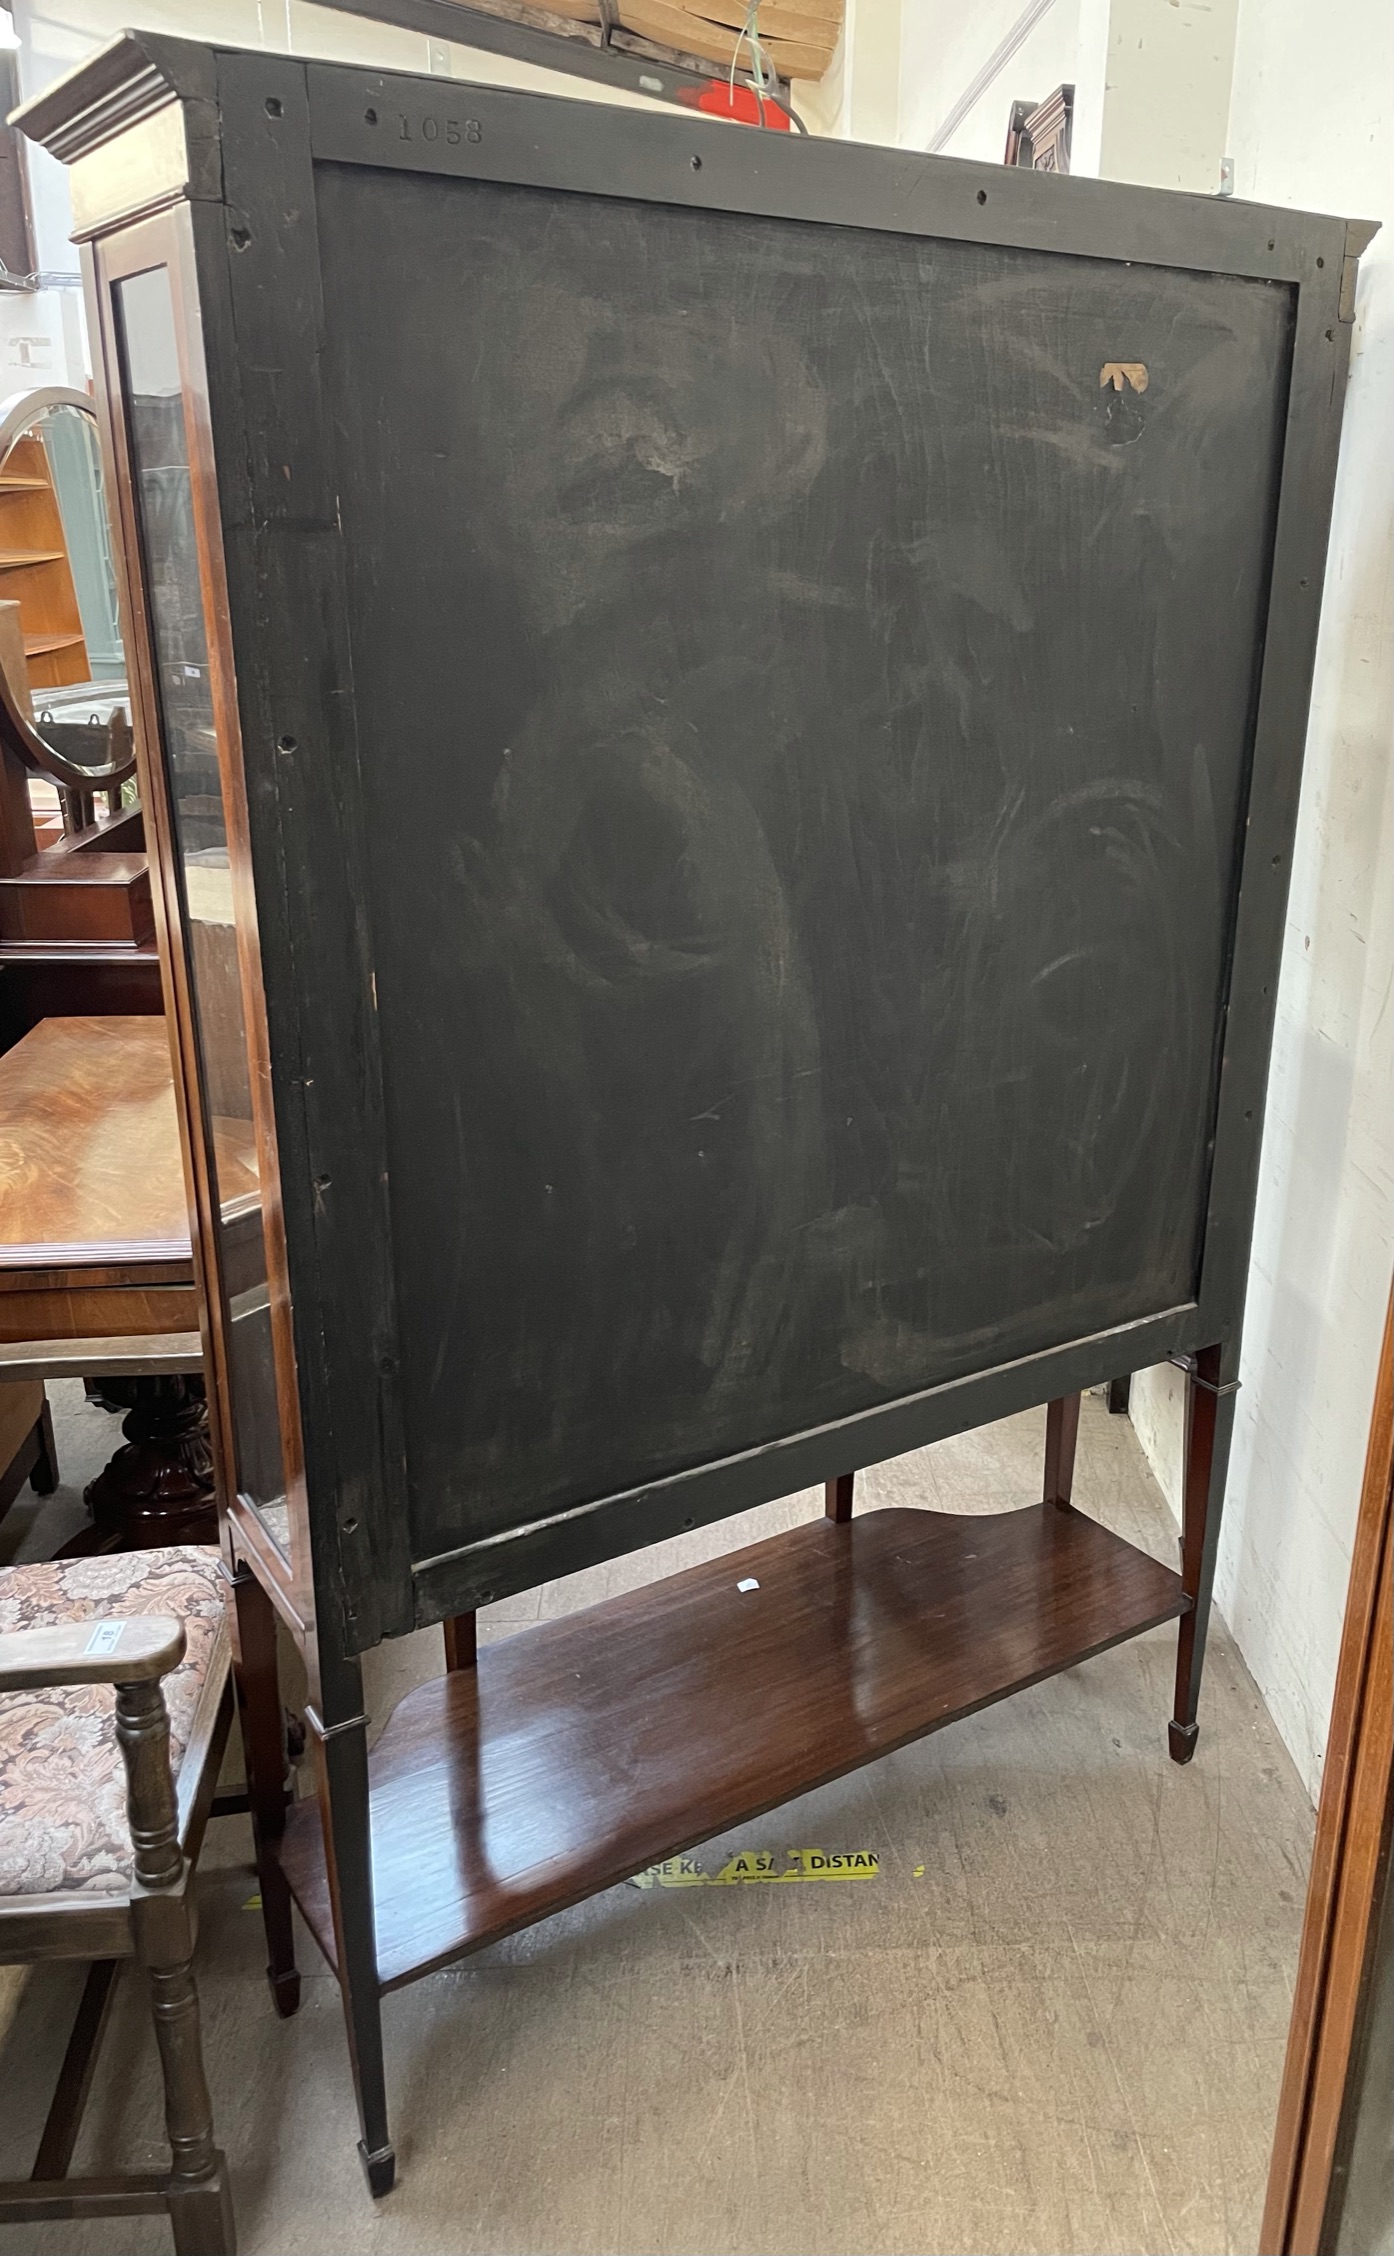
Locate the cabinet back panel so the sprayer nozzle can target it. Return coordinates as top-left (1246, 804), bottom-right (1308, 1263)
top-left (313, 162), bottom-right (1292, 1559)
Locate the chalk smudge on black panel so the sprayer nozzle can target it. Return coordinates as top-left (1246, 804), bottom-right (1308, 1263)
top-left (314, 165), bottom-right (1290, 1558)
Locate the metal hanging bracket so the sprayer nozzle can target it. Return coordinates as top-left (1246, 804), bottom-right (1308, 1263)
top-left (1167, 1352), bottom-right (1241, 1399)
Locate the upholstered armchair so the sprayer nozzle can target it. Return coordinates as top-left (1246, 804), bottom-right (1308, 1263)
top-left (0, 1546), bottom-right (235, 2253)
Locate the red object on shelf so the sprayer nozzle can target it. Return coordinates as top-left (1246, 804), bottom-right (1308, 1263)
top-left (676, 81), bottom-right (794, 128)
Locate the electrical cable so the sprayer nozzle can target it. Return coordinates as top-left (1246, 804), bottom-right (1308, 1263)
top-left (727, 0), bottom-right (769, 126)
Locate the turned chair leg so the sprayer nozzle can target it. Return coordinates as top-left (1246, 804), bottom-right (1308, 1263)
top-left (228, 1565), bottom-right (300, 2016)
top-left (1044, 1393), bottom-right (1081, 1508)
top-left (150, 1958), bottom-right (237, 2256)
top-left (115, 1675), bottom-right (235, 2256)
top-left (310, 1689), bottom-right (394, 2195)
top-left (1170, 1344), bottom-right (1238, 1763)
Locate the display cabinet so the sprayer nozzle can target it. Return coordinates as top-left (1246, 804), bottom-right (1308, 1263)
top-left (17, 31), bottom-right (1372, 2194)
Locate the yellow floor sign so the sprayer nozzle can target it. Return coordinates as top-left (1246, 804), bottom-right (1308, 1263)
top-left (631, 1848), bottom-right (879, 1888)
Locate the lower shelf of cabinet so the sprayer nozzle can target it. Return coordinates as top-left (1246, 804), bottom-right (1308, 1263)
top-left (278, 1501), bottom-right (1187, 1992)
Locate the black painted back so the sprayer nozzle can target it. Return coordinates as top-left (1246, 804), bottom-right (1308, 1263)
top-left (315, 162), bottom-right (1291, 1560)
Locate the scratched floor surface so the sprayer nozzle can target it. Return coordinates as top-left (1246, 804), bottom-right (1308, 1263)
top-left (0, 1388), bottom-right (1312, 2256)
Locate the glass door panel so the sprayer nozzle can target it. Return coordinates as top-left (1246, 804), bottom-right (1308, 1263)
top-left (115, 262), bottom-right (291, 1560)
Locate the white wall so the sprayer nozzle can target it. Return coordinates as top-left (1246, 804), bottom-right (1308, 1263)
top-left (888, 0), bottom-right (1237, 180)
top-left (899, 0), bottom-right (1085, 165)
top-left (798, 0), bottom-right (899, 143)
top-left (1096, 0), bottom-right (1240, 193)
top-left (1121, 0), bottom-right (1392, 1797)
top-left (1196, 0), bottom-right (1392, 1798)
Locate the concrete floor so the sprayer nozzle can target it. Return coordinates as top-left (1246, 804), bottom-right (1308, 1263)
top-left (0, 1385), bottom-right (1313, 2255)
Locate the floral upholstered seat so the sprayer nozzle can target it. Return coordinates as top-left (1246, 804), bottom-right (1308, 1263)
top-left (0, 1547), bottom-right (228, 1899)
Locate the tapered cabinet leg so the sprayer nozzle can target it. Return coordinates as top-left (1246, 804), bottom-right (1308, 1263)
top-left (825, 1474), bottom-right (854, 1523)
top-left (228, 1565), bottom-right (300, 2016)
top-left (311, 1700), bottom-right (394, 2195)
top-left (443, 1612), bottom-right (477, 1670)
top-left (1170, 1343), bottom-right (1238, 1764)
top-left (1044, 1393), bottom-right (1081, 1508)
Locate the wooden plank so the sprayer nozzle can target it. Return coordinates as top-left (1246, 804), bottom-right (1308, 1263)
top-left (618, 0), bottom-right (832, 74)
top-left (0, 1331), bottom-right (201, 1376)
top-left (280, 1504), bottom-right (1186, 1989)
top-left (0, 1017), bottom-right (253, 1264)
top-left (689, 0), bottom-right (841, 38)
top-left (0, 1287), bottom-right (198, 1341)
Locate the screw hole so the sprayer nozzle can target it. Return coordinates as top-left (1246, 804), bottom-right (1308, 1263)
top-left (976, 188), bottom-right (988, 205)
top-left (229, 225), bottom-right (251, 251)
top-left (690, 154), bottom-right (702, 170)
top-left (1272, 855), bottom-right (1282, 868)
top-left (265, 96), bottom-right (283, 118)
top-left (276, 733), bottom-right (297, 753)
top-left (1316, 255), bottom-right (1325, 268)
top-left (364, 106), bottom-right (378, 124)
top-left (342, 1517), bottom-right (358, 1535)
top-left (1267, 238), bottom-right (1275, 251)
top-left (1325, 327), bottom-right (1335, 341)
top-left (1299, 576), bottom-right (1309, 589)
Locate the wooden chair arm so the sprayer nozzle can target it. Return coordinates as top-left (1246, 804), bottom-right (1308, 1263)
top-left (0, 1615), bottom-right (191, 1893)
top-left (0, 1616), bottom-right (185, 1693)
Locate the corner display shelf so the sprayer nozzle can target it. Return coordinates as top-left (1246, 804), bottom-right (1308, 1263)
top-left (19, 28), bottom-right (1369, 2211)
top-left (0, 392), bottom-right (93, 692)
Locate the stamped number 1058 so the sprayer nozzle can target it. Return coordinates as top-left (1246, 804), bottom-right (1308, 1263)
top-left (396, 112), bottom-right (481, 144)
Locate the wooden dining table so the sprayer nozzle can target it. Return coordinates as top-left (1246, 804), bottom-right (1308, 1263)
top-left (0, 1014), bottom-right (251, 1546)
